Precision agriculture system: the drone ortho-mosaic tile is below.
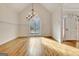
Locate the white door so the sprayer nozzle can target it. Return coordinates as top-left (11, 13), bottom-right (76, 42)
top-left (63, 15), bottom-right (77, 40)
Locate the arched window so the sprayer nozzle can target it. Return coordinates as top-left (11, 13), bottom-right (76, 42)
top-left (29, 15), bottom-right (40, 34)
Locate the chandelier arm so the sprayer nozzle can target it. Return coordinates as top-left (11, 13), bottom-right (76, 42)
top-left (26, 3), bottom-right (35, 20)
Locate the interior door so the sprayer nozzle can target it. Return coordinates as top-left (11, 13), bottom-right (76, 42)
top-left (64, 14), bottom-right (77, 40)
top-left (64, 15), bottom-right (71, 40)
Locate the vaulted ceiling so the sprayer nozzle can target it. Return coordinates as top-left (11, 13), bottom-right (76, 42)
top-left (0, 3), bottom-right (61, 13)
top-left (42, 3), bottom-right (62, 12)
top-left (0, 3), bottom-right (30, 12)
top-left (0, 3), bottom-right (79, 13)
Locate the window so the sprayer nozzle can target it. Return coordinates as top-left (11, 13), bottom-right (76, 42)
top-left (29, 15), bottom-right (40, 34)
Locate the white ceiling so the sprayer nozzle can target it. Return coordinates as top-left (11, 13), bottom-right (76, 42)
top-left (1, 3), bottom-right (79, 13)
top-left (8, 3), bottom-right (30, 12)
top-left (63, 3), bottom-right (79, 11)
top-left (41, 3), bottom-right (62, 12)
top-left (0, 3), bottom-right (30, 13)
top-left (43, 3), bottom-right (79, 12)
top-left (63, 3), bottom-right (79, 9)
top-left (0, 3), bottom-right (61, 13)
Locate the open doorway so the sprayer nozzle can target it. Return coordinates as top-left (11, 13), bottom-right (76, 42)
top-left (62, 14), bottom-right (79, 47)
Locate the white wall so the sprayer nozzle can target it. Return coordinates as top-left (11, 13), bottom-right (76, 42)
top-left (0, 4), bottom-right (62, 45)
top-left (0, 5), bottom-right (19, 45)
top-left (18, 4), bottom-right (52, 37)
top-left (52, 7), bottom-right (62, 43)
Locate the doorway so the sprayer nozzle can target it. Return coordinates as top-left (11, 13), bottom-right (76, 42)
top-left (62, 13), bottom-right (79, 47)
top-left (63, 14), bottom-right (78, 40)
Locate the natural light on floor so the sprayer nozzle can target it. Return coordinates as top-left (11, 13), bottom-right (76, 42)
top-left (27, 37), bottom-right (44, 56)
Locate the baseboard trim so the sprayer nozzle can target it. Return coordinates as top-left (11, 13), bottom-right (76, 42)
top-left (17, 36), bottom-right (52, 38)
top-left (17, 36), bottom-right (27, 39)
top-left (0, 36), bottom-right (55, 45)
top-left (63, 40), bottom-right (77, 42)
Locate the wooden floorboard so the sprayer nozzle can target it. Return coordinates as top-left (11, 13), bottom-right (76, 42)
top-left (0, 38), bottom-right (28, 56)
top-left (42, 37), bottom-right (79, 56)
top-left (63, 40), bottom-right (77, 47)
top-left (0, 37), bottom-right (79, 56)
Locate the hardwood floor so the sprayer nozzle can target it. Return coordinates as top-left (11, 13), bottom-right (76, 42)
top-left (42, 38), bottom-right (79, 56)
top-left (0, 38), bottom-right (28, 56)
top-left (63, 40), bottom-right (77, 47)
top-left (0, 37), bottom-right (79, 56)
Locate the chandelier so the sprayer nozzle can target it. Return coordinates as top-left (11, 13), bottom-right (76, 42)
top-left (26, 3), bottom-right (36, 20)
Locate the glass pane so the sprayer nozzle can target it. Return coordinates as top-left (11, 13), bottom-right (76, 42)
top-left (30, 15), bottom-right (40, 34)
